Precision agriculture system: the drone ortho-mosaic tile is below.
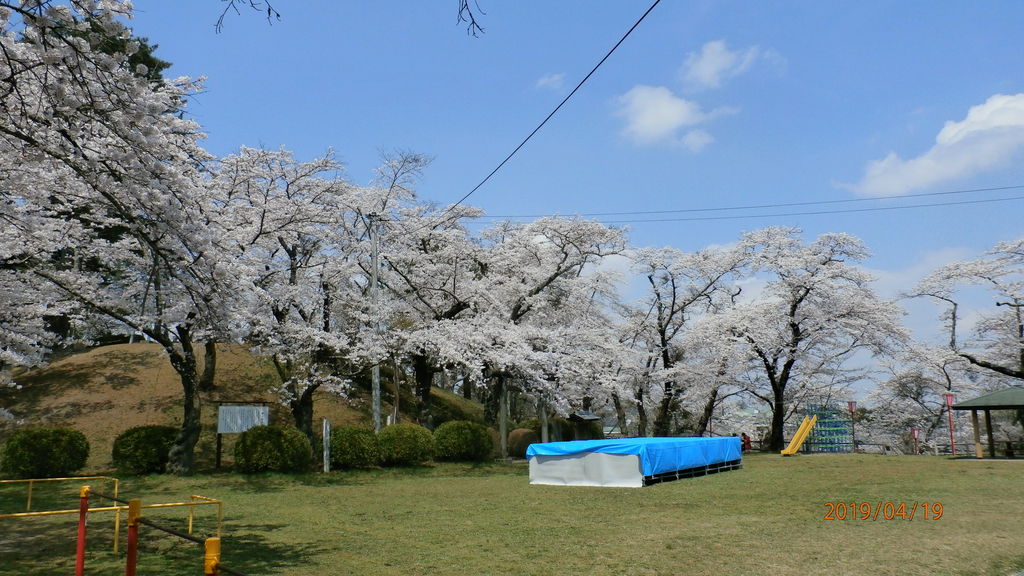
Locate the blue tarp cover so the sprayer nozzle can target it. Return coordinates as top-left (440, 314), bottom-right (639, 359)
top-left (526, 437), bottom-right (741, 477)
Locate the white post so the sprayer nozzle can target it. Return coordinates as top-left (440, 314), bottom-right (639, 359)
top-left (322, 418), bottom-right (331, 473)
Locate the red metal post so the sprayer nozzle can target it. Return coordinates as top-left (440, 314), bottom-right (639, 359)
top-left (125, 499), bottom-right (141, 576)
top-left (75, 485), bottom-right (90, 576)
top-left (944, 393), bottom-right (956, 456)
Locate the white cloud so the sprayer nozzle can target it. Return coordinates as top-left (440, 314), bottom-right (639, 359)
top-left (680, 129), bottom-right (714, 153)
top-left (615, 85), bottom-right (734, 150)
top-left (681, 40), bottom-right (761, 91)
top-left (850, 93), bottom-right (1024, 197)
top-left (616, 85), bottom-right (704, 143)
top-left (535, 73), bottom-right (565, 91)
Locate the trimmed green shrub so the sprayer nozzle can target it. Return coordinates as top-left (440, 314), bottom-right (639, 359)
top-left (518, 418), bottom-right (540, 432)
top-left (430, 391), bottom-right (485, 427)
top-left (234, 426), bottom-right (312, 473)
top-left (112, 425), bottom-right (178, 475)
top-left (433, 420), bottom-right (493, 462)
top-left (0, 427), bottom-right (89, 478)
top-left (486, 427), bottom-right (501, 458)
top-left (378, 423), bottom-right (434, 467)
top-left (329, 426), bottom-right (380, 469)
top-left (519, 417), bottom-right (575, 442)
top-left (508, 428), bottom-right (540, 458)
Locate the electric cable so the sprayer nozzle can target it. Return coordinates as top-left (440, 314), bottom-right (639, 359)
top-left (443, 0), bottom-right (663, 214)
top-left (476, 184), bottom-right (1024, 219)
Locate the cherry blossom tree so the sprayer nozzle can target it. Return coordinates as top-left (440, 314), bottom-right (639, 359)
top-left (867, 345), bottom-right (986, 452)
top-left (914, 238), bottom-right (1024, 382)
top-left (1, 1), bottom-right (231, 473)
top-left (466, 217), bottom-right (626, 452)
top-left (675, 316), bottom-right (750, 436)
top-left (719, 228), bottom-right (907, 451)
top-left (376, 199), bottom-right (484, 428)
top-left (206, 146), bottom-right (367, 445)
top-left (622, 244), bottom-right (749, 436)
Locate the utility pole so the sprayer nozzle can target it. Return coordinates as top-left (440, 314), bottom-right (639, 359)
top-left (369, 213), bottom-right (382, 433)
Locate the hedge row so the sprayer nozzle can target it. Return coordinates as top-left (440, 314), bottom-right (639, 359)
top-left (328, 420), bottom-right (495, 470)
top-left (1, 419), bottom-right (565, 477)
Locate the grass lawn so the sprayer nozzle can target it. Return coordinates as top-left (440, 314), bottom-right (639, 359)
top-left (2, 453), bottom-right (1024, 576)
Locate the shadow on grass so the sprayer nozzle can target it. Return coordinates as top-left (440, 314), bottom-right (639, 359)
top-left (219, 522), bottom-right (329, 574)
top-left (0, 515), bottom-right (328, 576)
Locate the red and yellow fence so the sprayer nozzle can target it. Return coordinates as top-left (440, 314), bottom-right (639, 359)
top-left (0, 476), bottom-right (243, 575)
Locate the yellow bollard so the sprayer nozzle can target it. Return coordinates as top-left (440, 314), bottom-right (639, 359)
top-left (204, 537), bottom-right (221, 575)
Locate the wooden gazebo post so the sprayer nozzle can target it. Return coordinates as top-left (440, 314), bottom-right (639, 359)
top-left (984, 409), bottom-right (995, 457)
top-left (970, 410), bottom-right (984, 458)
top-left (952, 386), bottom-right (1024, 459)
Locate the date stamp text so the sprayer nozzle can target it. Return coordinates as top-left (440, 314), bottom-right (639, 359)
top-left (823, 501), bottom-right (943, 521)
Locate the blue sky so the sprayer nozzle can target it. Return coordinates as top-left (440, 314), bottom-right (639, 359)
top-left (129, 1), bottom-right (1024, 339)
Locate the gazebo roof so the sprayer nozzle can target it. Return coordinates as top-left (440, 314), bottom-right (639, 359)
top-left (952, 386), bottom-right (1024, 410)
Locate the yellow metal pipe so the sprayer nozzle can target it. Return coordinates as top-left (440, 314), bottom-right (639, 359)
top-left (0, 476), bottom-right (119, 513)
top-left (0, 475), bottom-right (117, 483)
top-left (0, 505), bottom-right (123, 519)
top-left (1, 480), bottom-right (221, 554)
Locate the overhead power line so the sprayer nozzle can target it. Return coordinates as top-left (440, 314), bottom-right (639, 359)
top-left (595, 194), bottom-right (1024, 224)
top-left (447, 0), bottom-right (662, 212)
top-left (478, 184), bottom-right (1024, 219)
top-left (462, 184), bottom-right (1024, 224)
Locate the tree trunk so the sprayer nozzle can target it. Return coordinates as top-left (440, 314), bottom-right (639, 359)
top-left (391, 356), bottom-right (402, 425)
top-left (199, 340), bottom-right (217, 392)
top-left (635, 387), bottom-right (648, 437)
top-left (537, 397), bottom-right (549, 443)
top-left (652, 385), bottom-right (676, 436)
top-left (769, 392), bottom-right (787, 452)
top-left (290, 384), bottom-right (319, 452)
top-left (461, 375), bottom-right (475, 400)
top-left (695, 387), bottom-right (719, 436)
top-left (612, 392), bottom-right (628, 437)
top-left (412, 353), bottom-right (437, 429)
top-left (164, 330), bottom-right (202, 475)
top-left (483, 374), bottom-right (499, 426)
top-left (498, 377), bottom-right (509, 458)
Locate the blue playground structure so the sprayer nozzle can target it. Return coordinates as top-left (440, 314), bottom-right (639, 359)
top-left (802, 405), bottom-right (854, 453)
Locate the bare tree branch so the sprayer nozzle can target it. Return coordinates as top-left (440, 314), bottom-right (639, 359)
top-left (215, 0), bottom-right (280, 33)
top-left (457, 0), bottom-right (486, 36)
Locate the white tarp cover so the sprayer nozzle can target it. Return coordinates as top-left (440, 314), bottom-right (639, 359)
top-left (528, 452), bottom-right (645, 487)
top-left (527, 437), bottom-right (741, 488)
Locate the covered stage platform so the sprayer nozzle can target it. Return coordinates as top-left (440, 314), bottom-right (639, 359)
top-left (526, 437), bottom-right (742, 488)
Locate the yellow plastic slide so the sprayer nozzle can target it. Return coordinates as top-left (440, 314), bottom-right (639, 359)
top-left (781, 415), bottom-right (817, 456)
